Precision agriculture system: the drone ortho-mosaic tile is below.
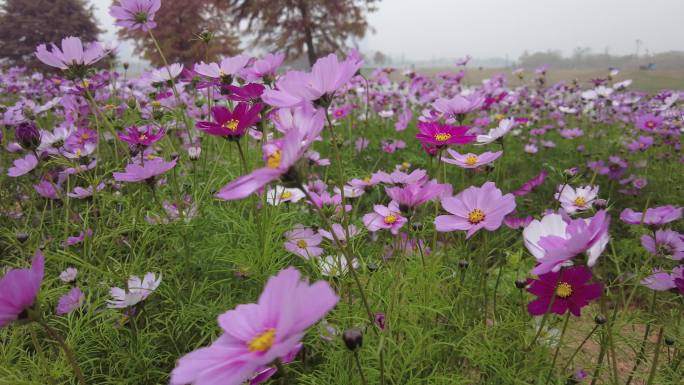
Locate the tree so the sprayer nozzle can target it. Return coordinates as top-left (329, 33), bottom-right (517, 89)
top-left (118, 0), bottom-right (241, 67)
top-left (0, 0), bottom-right (101, 70)
top-left (373, 51), bottom-right (388, 66)
top-left (228, 0), bottom-right (380, 67)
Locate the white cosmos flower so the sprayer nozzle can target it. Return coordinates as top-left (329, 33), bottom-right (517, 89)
top-left (555, 185), bottom-right (599, 214)
top-left (107, 272), bottom-right (161, 308)
top-left (476, 118), bottom-right (514, 144)
top-left (317, 255), bottom-right (359, 277)
top-left (266, 186), bottom-right (305, 205)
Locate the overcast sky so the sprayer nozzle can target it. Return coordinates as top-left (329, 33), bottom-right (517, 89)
top-left (92, 0), bottom-right (684, 62)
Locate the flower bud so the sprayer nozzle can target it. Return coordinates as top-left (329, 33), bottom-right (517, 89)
top-left (342, 328), bottom-right (363, 351)
top-left (16, 232), bottom-right (29, 243)
top-left (515, 279), bottom-right (528, 289)
top-left (366, 262), bottom-right (378, 273)
top-left (594, 315), bottom-right (607, 325)
top-left (664, 336), bottom-right (675, 346)
top-left (593, 199), bottom-right (608, 209)
top-left (458, 259), bottom-right (469, 269)
top-left (15, 122), bottom-right (41, 150)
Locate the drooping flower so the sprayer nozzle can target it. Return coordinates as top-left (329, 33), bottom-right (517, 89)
top-left (196, 103), bottom-right (262, 139)
top-left (415, 122), bottom-right (475, 147)
top-left (113, 158), bottom-right (177, 183)
top-left (35, 37), bottom-right (107, 71)
top-left (619, 205), bottom-right (682, 226)
top-left (527, 266), bottom-right (602, 317)
top-left (641, 229), bottom-right (684, 260)
top-left (512, 169), bottom-right (547, 196)
top-left (284, 225), bottom-right (323, 259)
top-left (440, 149), bottom-right (502, 169)
top-left (555, 185), bottom-right (599, 214)
top-left (56, 287), bottom-right (84, 316)
top-left (118, 125), bottom-right (166, 147)
top-left (526, 211), bottom-right (610, 276)
top-left (15, 122), bottom-right (41, 150)
top-left (7, 153), bottom-right (38, 177)
top-left (107, 273), bottom-right (161, 308)
top-left (318, 256), bottom-right (359, 277)
top-left (169, 267), bottom-right (338, 385)
top-left (435, 181), bottom-right (516, 238)
top-left (363, 201), bottom-right (407, 235)
top-left (476, 118), bottom-right (514, 144)
top-left (0, 250), bottom-right (44, 328)
top-left (109, 0), bottom-right (162, 32)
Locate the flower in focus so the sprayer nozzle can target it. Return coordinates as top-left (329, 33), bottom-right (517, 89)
top-left (196, 104), bottom-right (262, 139)
top-left (284, 225), bottom-right (323, 259)
top-left (113, 158), bottom-right (177, 183)
top-left (363, 201), bottom-right (407, 235)
top-left (169, 267), bottom-right (338, 385)
top-left (109, 0), bottom-right (162, 32)
top-left (56, 287), bottom-right (84, 316)
top-left (15, 122), bottom-right (41, 150)
top-left (440, 149), bottom-right (502, 169)
top-left (0, 250), bottom-right (44, 328)
top-left (35, 37), bottom-right (107, 71)
top-left (415, 122), bottom-right (475, 147)
top-left (527, 266), bottom-right (602, 317)
top-left (107, 272), bottom-right (161, 308)
top-left (555, 185), bottom-right (599, 214)
top-left (641, 229), bottom-right (684, 260)
top-left (435, 181), bottom-right (516, 239)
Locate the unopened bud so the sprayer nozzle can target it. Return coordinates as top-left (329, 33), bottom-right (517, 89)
top-left (342, 328), bottom-right (363, 351)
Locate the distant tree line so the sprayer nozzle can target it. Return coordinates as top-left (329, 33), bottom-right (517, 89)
top-left (518, 49), bottom-right (684, 70)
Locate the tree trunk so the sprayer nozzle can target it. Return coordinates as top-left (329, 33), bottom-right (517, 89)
top-left (297, 0), bottom-right (317, 67)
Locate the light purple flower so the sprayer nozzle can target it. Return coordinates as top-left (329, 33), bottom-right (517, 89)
top-left (113, 158), bottom-right (177, 183)
top-left (7, 153), bottom-right (38, 177)
top-left (319, 224), bottom-right (358, 244)
top-left (56, 287), bottom-right (84, 316)
top-left (35, 36), bottom-right (107, 70)
top-left (284, 225), bottom-right (323, 259)
top-left (641, 229), bottom-right (684, 260)
top-left (363, 201), bottom-right (407, 235)
top-left (620, 205), bottom-right (682, 226)
top-left (0, 250), bottom-right (44, 328)
top-left (195, 54), bottom-right (251, 79)
top-left (109, 0), bottom-right (161, 32)
top-left (441, 149), bottom-right (502, 169)
top-left (60, 267), bottom-right (78, 283)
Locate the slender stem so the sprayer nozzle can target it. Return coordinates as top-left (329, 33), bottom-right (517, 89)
top-left (274, 360), bottom-right (290, 385)
top-left (38, 320), bottom-right (87, 385)
top-left (645, 327), bottom-right (664, 385)
top-left (235, 140), bottom-right (247, 173)
top-left (625, 290), bottom-right (657, 385)
top-left (560, 324), bottom-right (600, 374)
top-left (353, 351), bottom-right (369, 385)
top-left (590, 331), bottom-right (607, 385)
top-left (544, 313), bottom-right (571, 385)
top-left (492, 263), bottom-right (504, 320)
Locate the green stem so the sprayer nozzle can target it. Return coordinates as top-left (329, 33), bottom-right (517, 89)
top-left (560, 324), bottom-right (600, 374)
top-left (353, 351), bottom-right (368, 385)
top-left (625, 290), bottom-right (657, 385)
top-left (38, 320), bottom-right (87, 385)
top-left (544, 313), bottom-right (571, 385)
top-left (644, 327), bottom-right (664, 385)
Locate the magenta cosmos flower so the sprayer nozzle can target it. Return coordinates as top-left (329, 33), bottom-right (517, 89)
top-left (35, 36), bottom-right (107, 70)
top-left (284, 225), bottom-right (323, 259)
top-left (113, 157), bottom-right (176, 183)
top-left (440, 149), bottom-right (502, 169)
top-left (527, 266), bottom-right (602, 317)
top-left (170, 267), bottom-right (338, 385)
top-left (416, 122), bottom-right (475, 147)
top-left (109, 0), bottom-right (161, 32)
top-left (435, 181), bottom-right (516, 239)
top-left (620, 205), bottom-right (682, 226)
top-left (641, 229), bottom-right (684, 260)
top-left (196, 103), bottom-right (262, 139)
top-left (0, 250), bottom-right (44, 328)
top-left (118, 125), bottom-right (165, 147)
top-left (215, 108), bottom-right (324, 201)
top-left (512, 169), bottom-right (547, 197)
top-left (363, 201), bottom-right (407, 235)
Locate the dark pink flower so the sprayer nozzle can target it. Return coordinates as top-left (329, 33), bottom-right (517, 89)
top-left (527, 266), bottom-right (602, 317)
top-left (196, 103), bottom-right (262, 139)
top-left (118, 125), bottom-right (165, 146)
top-left (512, 169), bottom-right (547, 196)
top-left (415, 122), bottom-right (475, 147)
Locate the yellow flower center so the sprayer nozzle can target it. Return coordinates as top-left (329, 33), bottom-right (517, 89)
top-left (146, 154), bottom-right (157, 160)
top-left (556, 282), bottom-right (573, 298)
top-left (81, 80), bottom-right (90, 88)
top-left (574, 196), bottom-right (586, 207)
top-left (468, 209), bottom-right (485, 224)
top-left (75, 149), bottom-right (82, 157)
top-left (151, 101), bottom-right (161, 108)
top-left (434, 133), bottom-right (452, 142)
top-left (266, 151), bottom-right (281, 169)
top-left (465, 154), bottom-right (478, 166)
top-left (384, 214), bottom-right (398, 224)
top-left (296, 239), bottom-right (308, 248)
top-left (223, 119), bottom-right (240, 131)
top-left (139, 134), bottom-right (148, 141)
top-left (281, 190), bottom-right (293, 199)
top-left (401, 162), bottom-right (410, 170)
top-left (363, 176), bottom-right (371, 183)
top-left (248, 328), bottom-right (276, 352)
top-left (494, 113), bottom-right (505, 121)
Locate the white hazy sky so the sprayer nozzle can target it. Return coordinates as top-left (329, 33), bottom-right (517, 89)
top-left (92, 0), bottom-right (684, 61)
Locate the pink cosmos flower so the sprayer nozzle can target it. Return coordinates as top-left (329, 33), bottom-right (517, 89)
top-left (416, 122), bottom-right (475, 147)
top-left (385, 180), bottom-right (450, 209)
top-left (118, 125), bottom-right (166, 147)
top-left (215, 108), bottom-right (324, 201)
top-left (641, 229), bottom-right (684, 260)
top-left (34, 180), bottom-right (63, 199)
top-left (526, 211), bottom-right (610, 276)
top-left (195, 54), bottom-right (251, 80)
top-left (527, 266), bottom-right (602, 317)
top-left (619, 205), bottom-right (682, 226)
top-left (113, 158), bottom-right (177, 183)
top-left (0, 250), bottom-right (44, 328)
top-left (65, 229), bottom-right (93, 246)
top-left (262, 53), bottom-right (362, 108)
top-left (435, 181), bottom-right (516, 239)
top-left (67, 183), bottom-right (106, 199)
top-left (555, 185), bottom-right (599, 214)
top-left (433, 94), bottom-right (485, 118)
top-left (319, 224), bottom-right (358, 244)
top-left (196, 103), bottom-right (263, 139)
top-left (56, 287), bottom-right (84, 316)
top-left (641, 267), bottom-right (684, 291)
top-left (241, 52), bottom-right (286, 82)
top-left (109, 0), bottom-right (161, 32)
top-left (7, 153), bottom-right (38, 177)
top-left (363, 201), bottom-right (407, 235)
top-left (35, 37), bottom-right (107, 70)
top-left (372, 169), bottom-right (427, 185)
top-left (284, 225), bottom-right (323, 259)
top-left (635, 113), bottom-right (663, 132)
top-left (169, 267), bottom-right (338, 385)
top-left (395, 109), bottom-right (412, 131)
top-left (440, 149), bottom-right (502, 169)
top-left (512, 169), bottom-right (547, 196)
